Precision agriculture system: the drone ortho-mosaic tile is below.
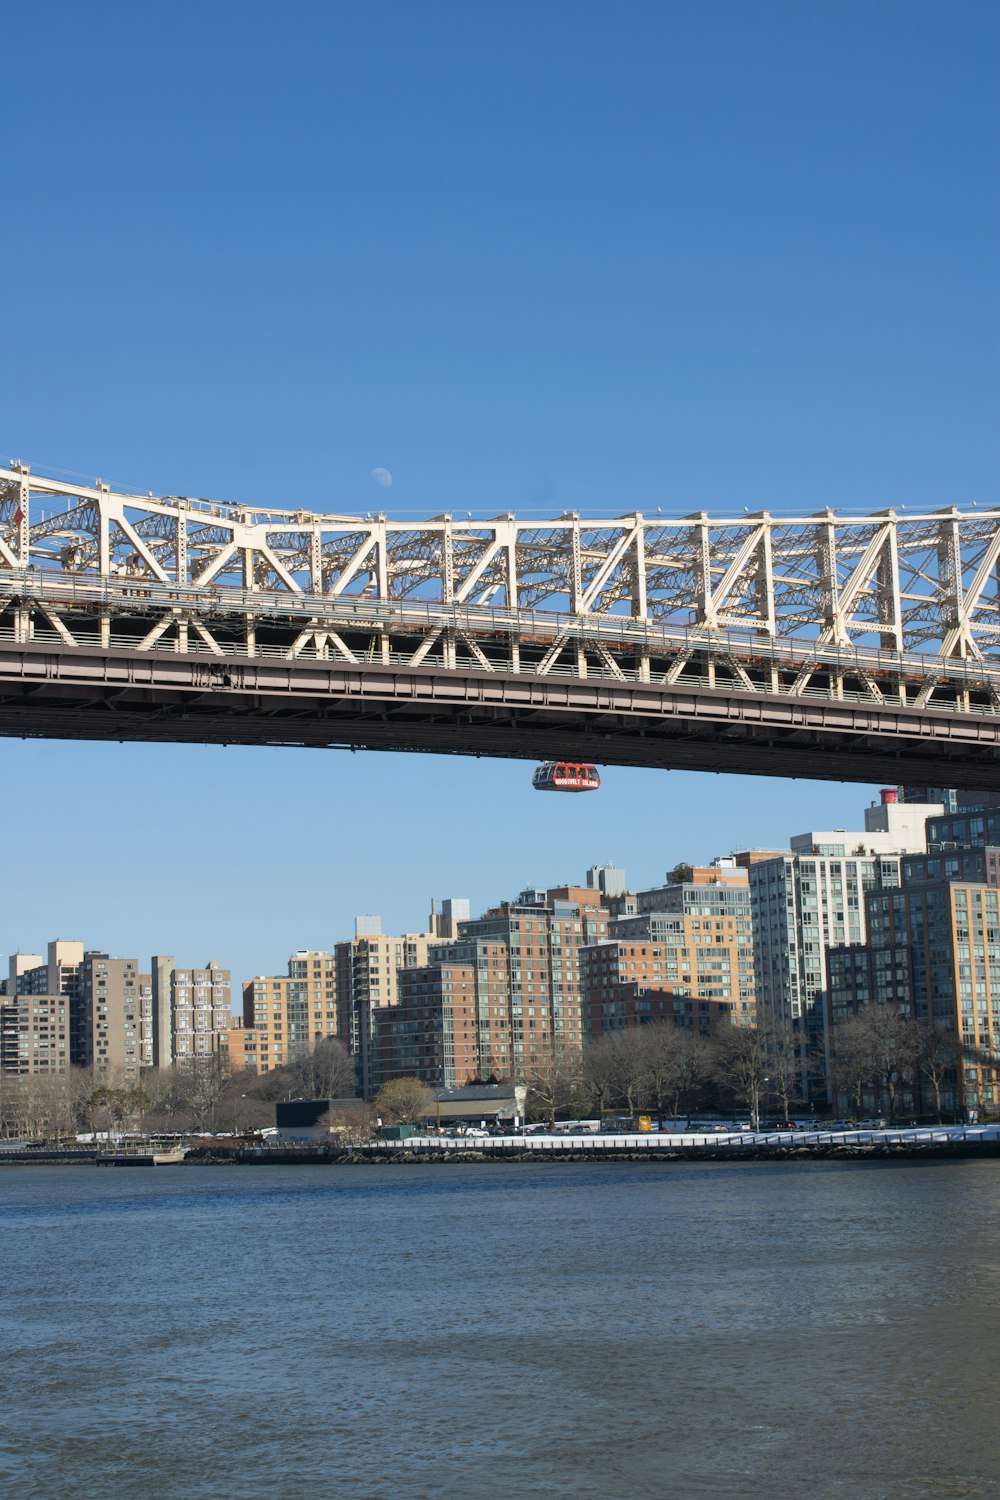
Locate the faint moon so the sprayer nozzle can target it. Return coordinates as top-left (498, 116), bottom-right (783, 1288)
top-left (371, 467), bottom-right (393, 488)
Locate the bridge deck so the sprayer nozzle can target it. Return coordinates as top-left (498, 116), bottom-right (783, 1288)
top-left (3, 464), bottom-right (1000, 784)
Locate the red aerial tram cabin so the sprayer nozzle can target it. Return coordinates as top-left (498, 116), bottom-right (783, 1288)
top-left (531, 761), bottom-right (601, 793)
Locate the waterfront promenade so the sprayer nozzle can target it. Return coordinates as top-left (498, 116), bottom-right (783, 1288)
top-left (355, 1123), bottom-right (1000, 1159)
top-left (371, 1122), bottom-right (1000, 1151)
top-left (236, 1122), bottom-right (1000, 1164)
top-left (3, 1124), bottom-right (999, 1166)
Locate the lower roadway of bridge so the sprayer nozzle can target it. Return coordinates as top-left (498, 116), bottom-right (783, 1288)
top-left (2, 637), bottom-right (1000, 790)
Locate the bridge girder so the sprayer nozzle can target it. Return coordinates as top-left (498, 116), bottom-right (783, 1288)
top-left (1, 463), bottom-right (1000, 783)
top-left (4, 464), bottom-right (1000, 658)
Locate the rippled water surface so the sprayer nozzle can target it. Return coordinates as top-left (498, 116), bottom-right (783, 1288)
top-left (3, 1159), bottom-right (1000, 1499)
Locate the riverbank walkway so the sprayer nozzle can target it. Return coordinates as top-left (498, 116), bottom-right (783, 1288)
top-left (361, 1123), bottom-right (1000, 1155)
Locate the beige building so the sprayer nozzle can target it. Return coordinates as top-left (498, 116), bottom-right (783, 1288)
top-left (242, 950), bottom-right (337, 1074)
top-left (3, 941), bottom-right (151, 1080)
top-left (335, 922), bottom-right (436, 1097)
top-left (8, 941), bottom-right (85, 1001)
top-left (151, 957), bottom-right (232, 1070)
top-left (76, 953), bottom-right (151, 1081)
top-left (428, 899), bottom-right (471, 940)
top-left (0, 992), bottom-right (70, 1075)
top-left (586, 863), bottom-right (757, 1028)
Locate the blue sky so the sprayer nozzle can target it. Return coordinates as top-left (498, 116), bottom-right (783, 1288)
top-left (2, 1), bottom-right (997, 980)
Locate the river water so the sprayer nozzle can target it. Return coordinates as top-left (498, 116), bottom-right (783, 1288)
top-left (2, 1159), bottom-right (998, 1500)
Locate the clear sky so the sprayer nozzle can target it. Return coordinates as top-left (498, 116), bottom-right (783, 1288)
top-left (2, 1), bottom-right (997, 980)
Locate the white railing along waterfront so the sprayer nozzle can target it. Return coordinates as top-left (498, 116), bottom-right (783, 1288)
top-left (353, 1125), bottom-right (1000, 1153)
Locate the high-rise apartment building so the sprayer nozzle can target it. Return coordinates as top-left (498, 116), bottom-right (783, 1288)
top-left (418, 936), bottom-right (513, 1079)
top-left (335, 921), bottom-right (436, 1097)
top-left (380, 962), bottom-right (480, 1089)
top-left (242, 949), bottom-right (337, 1074)
top-left (898, 785), bottom-right (960, 813)
top-left (151, 957), bottom-right (232, 1070)
top-left (441, 890), bottom-right (610, 1077)
top-left (7, 941), bottom-right (84, 1000)
top-left (0, 992), bottom-right (70, 1075)
top-left (748, 796), bottom-right (941, 1101)
top-left (829, 878), bottom-right (1000, 1119)
top-left (2, 942), bottom-right (150, 1080)
top-left (76, 953), bottom-right (151, 1080)
top-left (580, 864), bottom-right (755, 1035)
top-left (750, 852), bottom-right (902, 1101)
top-left (7, 953), bottom-right (44, 993)
top-left (824, 802), bottom-right (1000, 1118)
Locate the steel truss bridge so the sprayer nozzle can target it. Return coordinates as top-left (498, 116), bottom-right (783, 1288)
top-left (3, 461), bottom-right (1000, 787)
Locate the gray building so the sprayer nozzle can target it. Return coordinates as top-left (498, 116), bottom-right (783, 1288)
top-left (750, 852), bottom-right (902, 1102)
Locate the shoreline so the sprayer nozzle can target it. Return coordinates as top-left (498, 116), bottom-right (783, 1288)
top-left (3, 1137), bottom-right (1000, 1167)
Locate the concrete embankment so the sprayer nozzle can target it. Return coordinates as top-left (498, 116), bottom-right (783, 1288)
top-left (5, 1126), bottom-right (1000, 1166)
top-left (217, 1122), bottom-right (1000, 1164)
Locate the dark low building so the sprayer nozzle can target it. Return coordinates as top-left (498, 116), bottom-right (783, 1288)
top-left (276, 1097), bottom-right (361, 1140)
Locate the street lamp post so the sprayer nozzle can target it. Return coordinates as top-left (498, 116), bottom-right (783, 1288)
top-left (755, 1077), bottom-right (771, 1133)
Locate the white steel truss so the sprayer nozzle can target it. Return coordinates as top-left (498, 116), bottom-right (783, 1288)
top-left (2, 463), bottom-right (1000, 716)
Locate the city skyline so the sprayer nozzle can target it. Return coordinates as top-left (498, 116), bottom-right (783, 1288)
top-left (2, 734), bottom-right (883, 980)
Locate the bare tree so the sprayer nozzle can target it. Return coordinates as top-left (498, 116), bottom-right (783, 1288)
top-left (524, 1041), bottom-right (585, 1127)
top-left (317, 1100), bottom-right (376, 1144)
top-left (830, 1015), bottom-right (870, 1119)
top-left (183, 1056), bottom-right (230, 1131)
top-left (3, 1072), bottom-right (83, 1141)
top-left (712, 1022), bottom-right (770, 1128)
top-left (373, 1077), bottom-right (435, 1125)
top-left (11, 1077), bottom-right (49, 1140)
top-left (762, 1016), bottom-right (802, 1123)
top-left (640, 1023), bottom-right (681, 1115)
top-left (216, 1067), bottom-right (276, 1134)
top-left (664, 1029), bottom-right (715, 1120)
top-left (1, 1079), bottom-right (32, 1140)
top-left (855, 1006), bottom-right (922, 1121)
top-left (582, 1036), bottom-right (618, 1120)
top-left (602, 1028), bottom-right (650, 1116)
top-left (286, 1037), bottom-right (356, 1100)
top-left (917, 1021), bottom-right (958, 1123)
top-left (586, 1025), bottom-right (713, 1122)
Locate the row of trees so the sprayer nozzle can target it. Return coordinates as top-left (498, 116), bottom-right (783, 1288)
top-left (523, 1012), bottom-right (973, 1127)
top-left (1, 1014), bottom-right (977, 1142)
top-left (0, 1037), bottom-right (357, 1140)
top-left (830, 1010), bottom-right (963, 1121)
top-left (522, 1020), bottom-right (798, 1128)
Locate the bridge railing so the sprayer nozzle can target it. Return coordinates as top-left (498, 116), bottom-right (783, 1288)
top-left (2, 565), bottom-right (999, 694)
